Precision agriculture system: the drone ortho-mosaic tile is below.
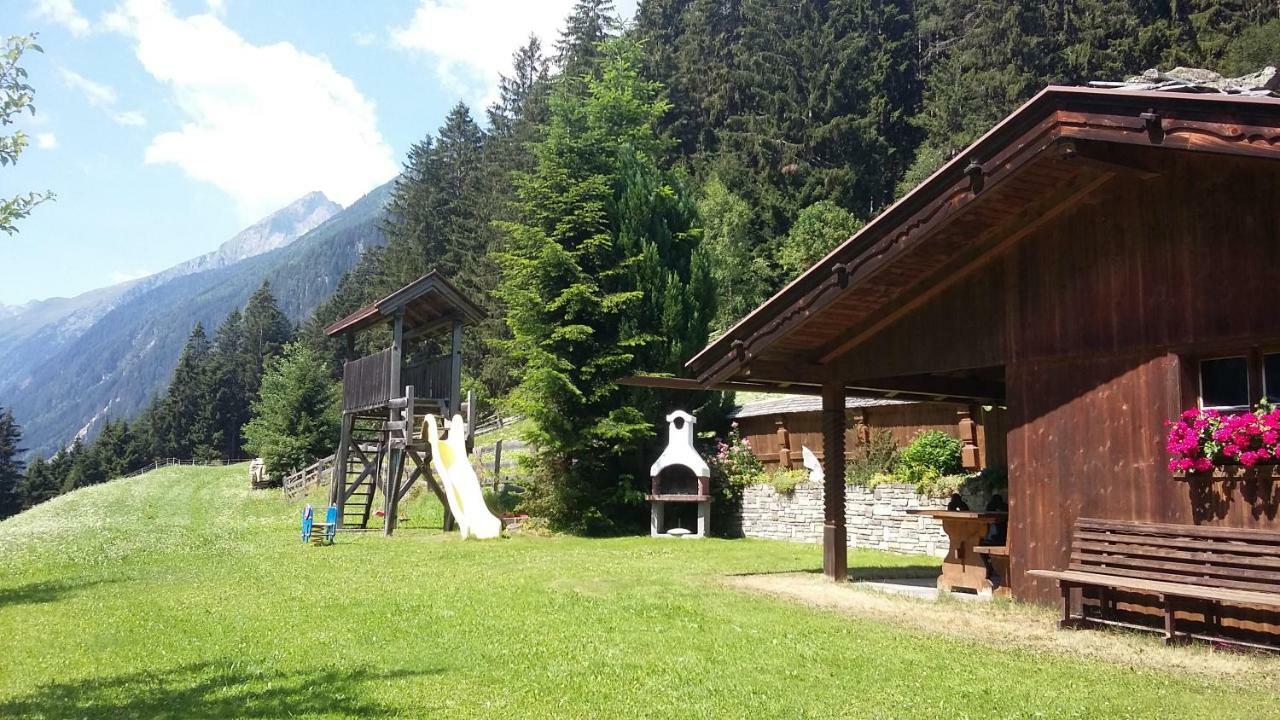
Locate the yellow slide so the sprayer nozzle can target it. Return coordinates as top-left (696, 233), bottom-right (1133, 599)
top-left (422, 413), bottom-right (502, 540)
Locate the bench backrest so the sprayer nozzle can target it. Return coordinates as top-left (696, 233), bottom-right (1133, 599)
top-left (1071, 518), bottom-right (1280, 594)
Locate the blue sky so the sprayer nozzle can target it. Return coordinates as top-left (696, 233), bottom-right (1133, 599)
top-left (4, 0), bottom-right (637, 306)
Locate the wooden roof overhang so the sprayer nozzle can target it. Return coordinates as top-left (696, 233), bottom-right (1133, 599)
top-left (681, 87), bottom-right (1280, 401)
top-left (323, 271), bottom-right (486, 339)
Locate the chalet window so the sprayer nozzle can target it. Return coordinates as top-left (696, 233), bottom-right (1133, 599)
top-left (1266, 353), bottom-right (1280, 404)
top-left (1199, 356), bottom-right (1249, 410)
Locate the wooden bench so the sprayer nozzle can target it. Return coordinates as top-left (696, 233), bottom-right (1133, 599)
top-left (972, 545), bottom-right (1010, 598)
top-left (1028, 518), bottom-right (1280, 649)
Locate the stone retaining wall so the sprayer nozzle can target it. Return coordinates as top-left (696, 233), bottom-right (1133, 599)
top-left (740, 482), bottom-right (973, 557)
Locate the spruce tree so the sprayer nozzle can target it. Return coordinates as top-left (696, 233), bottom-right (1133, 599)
top-left (63, 438), bottom-right (107, 492)
top-left (556, 0), bottom-right (619, 82)
top-left (17, 455), bottom-right (58, 510)
top-left (209, 309), bottom-right (249, 458)
top-left (153, 323), bottom-right (217, 459)
top-left (0, 408), bottom-right (25, 518)
top-left (240, 281), bottom-right (293, 402)
top-left (243, 342), bottom-right (341, 480)
top-left (498, 37), bottom-right (713, 534)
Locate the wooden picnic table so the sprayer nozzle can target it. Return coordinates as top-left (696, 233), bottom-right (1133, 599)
top-left (907, 509), bottom-right (1008, 597)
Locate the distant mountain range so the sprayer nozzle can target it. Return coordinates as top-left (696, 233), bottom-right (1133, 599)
top-left (0, 182), bottom-right (394, 458)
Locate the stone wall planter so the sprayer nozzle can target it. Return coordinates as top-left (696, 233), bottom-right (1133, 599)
top-left (738, 482), bottom-right (979, 557)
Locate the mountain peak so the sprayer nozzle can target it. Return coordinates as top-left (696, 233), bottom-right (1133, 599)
top-left (215, 191), bottom-right (342, 261)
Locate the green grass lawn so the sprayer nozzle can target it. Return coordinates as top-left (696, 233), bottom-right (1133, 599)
top-left (0, 464), bottom-right (1275, 719)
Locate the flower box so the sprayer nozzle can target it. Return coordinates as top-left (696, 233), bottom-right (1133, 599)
top-left (1166, 406), bottom-right (1280, 474)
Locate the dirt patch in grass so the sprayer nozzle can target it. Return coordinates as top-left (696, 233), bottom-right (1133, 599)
top-left (728, 572), bottom-right (1280, 687)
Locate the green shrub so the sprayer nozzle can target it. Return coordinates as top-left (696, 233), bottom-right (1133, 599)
top-left (846, 429), bottom-right (899, 486)
top-left (766, 468), bottom-right (809, 494)
top-left (897, 430), bottom-right (962, 484)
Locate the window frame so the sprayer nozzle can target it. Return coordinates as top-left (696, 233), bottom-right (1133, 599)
top-left (1197, 354), bottom-right (1252, 412)
top-left (1264, 352), bottom-right (1280, 405)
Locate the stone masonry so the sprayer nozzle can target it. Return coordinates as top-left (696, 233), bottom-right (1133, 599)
top-left (740, 482), bottom-right (961, 557)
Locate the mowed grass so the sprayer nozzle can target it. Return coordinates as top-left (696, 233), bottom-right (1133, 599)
top-left (0, 465), bottom-right (1276, 719)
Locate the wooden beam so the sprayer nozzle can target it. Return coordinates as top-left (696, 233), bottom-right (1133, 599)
top-left (846, 375), bottom-right (1006, 403)
top-left (815, 168), bottom-right (1116, 365)
top-left (821, 382), bottom-right (847, 582)
top-left (1056, 139), bottom-right (1161, 180)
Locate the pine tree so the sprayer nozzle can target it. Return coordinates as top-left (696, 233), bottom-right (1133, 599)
top-left (243, 342), bottom-right (341, 480)
top-left (240, 281), bottom-right (293, 402)
top-left (498, 37), bottom-right (713, 534)
top-left (556, 0), bottom-right (619, 82)
top-left (0, 408), bottom-right (25, 518)
top-left (153, 323), bottom-right (217, 459)
top-left (63, 438), bottom-right (106, 492)
top-left (209, 309), bottom-right (249, 459)
top-left (17, 455), bottom-right (58, 510)
top-left (489, 35), bottom-right (552, 138)
top-left (93, 419), bottom-right (142, 479)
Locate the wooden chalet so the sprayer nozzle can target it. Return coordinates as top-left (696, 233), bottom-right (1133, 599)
top-left (665, 85), bottom-right (1280, 641)
top-left (323, 271), bottom-right (485, 534)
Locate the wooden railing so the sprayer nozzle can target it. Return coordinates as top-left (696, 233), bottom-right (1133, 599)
top-left (283, 454), bottom-right (337, 500)
top-left (403, 354), bottom-right (453, 401)
top-left (342, 348), bottom-right (393, 412)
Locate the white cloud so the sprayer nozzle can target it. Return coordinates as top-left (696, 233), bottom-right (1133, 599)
top-left (352, 31), bottom-right (377, 47)
top-left (107, 0), bottom-right (398, 218)
top-left (205, 0), bottom-right (225, 15)
top-left (32, 0), bottom-right (93, 37)
top-left (390, 0), bottom-right (637, 107)
top-left (35, 132), bottom-right (58, 149)
top-left (59, 68), bottom-right (148, 126)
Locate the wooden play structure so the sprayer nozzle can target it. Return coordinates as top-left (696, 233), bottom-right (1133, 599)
top-left (322, 272), bottom-right (485, 535)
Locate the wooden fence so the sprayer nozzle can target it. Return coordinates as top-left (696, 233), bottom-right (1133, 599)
top-left (341, 348), bottom-right (394, 413)
top-left (119, 457), bottom-right (249, 480)
top-left (282, 454), bottom-right (337, 500)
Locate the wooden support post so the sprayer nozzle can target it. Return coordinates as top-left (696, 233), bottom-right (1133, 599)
top-left (384, 384), bottom-right (414, 536)
top-left (449, 319), bottom-right (463, 417)
top-left (775, 418), bottom-right (791, 469)
top-left (821, 382), bottom-right (847, 582)
top-left (493, 439), bottom-right (503, 490)
top-left (958, 406), bottom-right (981, 470)
top-left (390, 310), bottom-right (405, 400)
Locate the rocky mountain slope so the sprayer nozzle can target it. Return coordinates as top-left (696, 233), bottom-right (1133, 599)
top-left (0, 184), bottom-right (392, 458)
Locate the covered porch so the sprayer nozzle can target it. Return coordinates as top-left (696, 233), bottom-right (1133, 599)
top-left (667, 86), bottom-right (1280, 624)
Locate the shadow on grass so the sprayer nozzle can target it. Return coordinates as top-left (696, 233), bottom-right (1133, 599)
top-left (0, 578), bottom-right (123, 609)
top-left (725, 565), bottom-right (941, 581)
top-left (0, 661), bottom-right (439, 719)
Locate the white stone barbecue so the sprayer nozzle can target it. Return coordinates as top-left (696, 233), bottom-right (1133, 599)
top-left (647, 410), bottom-right (711, 538)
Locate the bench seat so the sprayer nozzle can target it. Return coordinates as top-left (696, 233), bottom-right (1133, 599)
top-left (1031, 518), bottom-right (1280, 649)
top-left (1028, 569), bottom-right (1280, 610)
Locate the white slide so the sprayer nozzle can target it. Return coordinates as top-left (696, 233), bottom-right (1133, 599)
top-left (423, 413), bottom-right (503, 539)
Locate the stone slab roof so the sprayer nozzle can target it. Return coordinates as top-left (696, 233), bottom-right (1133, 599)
top-left (1088, 66), bottom-right (1279, 97)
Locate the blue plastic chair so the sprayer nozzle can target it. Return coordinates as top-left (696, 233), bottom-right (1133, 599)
top-left (301, 504), bottom-right (338, 545)
top-left (301, 504), bottom-right (315, 543)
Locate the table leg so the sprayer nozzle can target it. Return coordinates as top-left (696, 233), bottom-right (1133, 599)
top-left (938, 518), bottom-right (992, 594)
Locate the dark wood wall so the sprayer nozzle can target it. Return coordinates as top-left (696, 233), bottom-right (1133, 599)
top-left (1005, 153), bottom-right (1280, 603)
top-left (832, 150), bottom-right (1280, 606)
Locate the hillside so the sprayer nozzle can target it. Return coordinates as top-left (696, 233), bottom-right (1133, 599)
top-left (0, 465), bottom-right (1271, 719)
top-left (0, 182), bottom-right (393, 458)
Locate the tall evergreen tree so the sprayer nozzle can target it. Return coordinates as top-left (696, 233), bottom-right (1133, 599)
top-left (17, 455), bottom-right (58, 511)
top-left (0, 408), bottom-right (25, 518)
top-left (153, 323), bottom-right (217, 459)
top-left (209, 309), bottom-right (249, 458)
top-left (240, 281), bottom-right (293, 401)
top-left (498, 37), bottom-right (713, 534)
top-left (243, 342), bottom-right (341, 480)
top-left (556, 0), bottom-right (619, 81)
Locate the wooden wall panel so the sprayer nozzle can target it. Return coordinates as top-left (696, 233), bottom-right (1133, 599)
top-left (737, 402), bottom-right (996, 472)
top-left (829, 261), bottom-right (1008, 379)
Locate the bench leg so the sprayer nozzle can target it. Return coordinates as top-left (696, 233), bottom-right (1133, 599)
top-left (1059, 583), bottom-right (1078, 629)
top-left (1162, 595), bottom-right (1180, 645)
